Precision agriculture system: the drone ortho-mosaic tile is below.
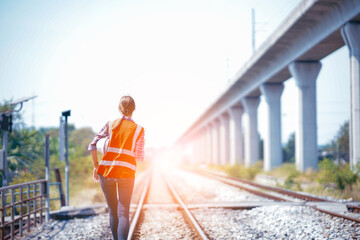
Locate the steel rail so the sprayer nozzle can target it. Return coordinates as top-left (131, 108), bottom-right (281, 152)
top-left (127, 170), bottom-right (152, 240)
top-left (195, 168), bottom-right (360, 212)
top-left (162, 172), bottom-right (210, 240)
top-left (192, 169), bottom-right (289, 202)
top-left (196, 169), bottom-right (331, 201)
top-left (193, 168), bottom-right (360, 223)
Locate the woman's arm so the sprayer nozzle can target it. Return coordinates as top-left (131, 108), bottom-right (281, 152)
top-left (88, 123), bottom-right (109, 151)
top-left (91, 150), bottom-right (99, 169)
top-left (92, 150), bottom-right (99, 182)
top-left (89, 123), bottom-right (109, 182)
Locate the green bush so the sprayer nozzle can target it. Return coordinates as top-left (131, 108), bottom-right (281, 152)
top-left (10, 171), bottom-right (37, 185)
top-left (317, 158), bottom-right (358, 191)
top-left (225, 164), bottom-right (243, 178)
top-left (246, 162), bottom-right (262, 180)
top-left (224, 161), bottom-right (262, 180)
top-left (282, 169), bottom-right (302, 191)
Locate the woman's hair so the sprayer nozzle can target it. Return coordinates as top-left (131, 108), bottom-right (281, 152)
top-left (118, 95), bottom-right (136, 116)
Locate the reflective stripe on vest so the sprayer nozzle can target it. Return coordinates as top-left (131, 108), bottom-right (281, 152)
top-left (99, 160), bottom-right (136, 171)
top-left (107, 147), bottom-right (134, 157)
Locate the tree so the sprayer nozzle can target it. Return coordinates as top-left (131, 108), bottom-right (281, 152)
top-left (321, 121), bottom-right (349, 162)
top-left (336, 121), bottom-right (349, 162)
top-left (283, 132), bottom-right (295, 163)
top-left (69, 127), bottom-right (95, 156)
top-left (7, 128), bottom-right (44, 171)
top-left (0, 100), bottom-right (44, 184)
top-left (0, 99), bottom-right (22, 125)
top-left (0, 100), bottom-right (98, 188)
top-left (259, 137), bottom-right (264, 160)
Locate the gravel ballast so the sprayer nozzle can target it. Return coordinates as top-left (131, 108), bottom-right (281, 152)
top-left (19, 168), bottom-right (360, 239)
top-left (193, 205), bottom-right (360, 240)
top-left (135, 209), bottom-right (200, 240)
top-left (22, 214), bottom-right (113, 240)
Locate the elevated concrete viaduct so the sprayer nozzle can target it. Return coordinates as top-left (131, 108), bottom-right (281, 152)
top-left (177, 0), bottom-right (360, 172)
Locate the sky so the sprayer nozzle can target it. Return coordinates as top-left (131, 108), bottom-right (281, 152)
top-left (0, 0), bottom-right (350, 148)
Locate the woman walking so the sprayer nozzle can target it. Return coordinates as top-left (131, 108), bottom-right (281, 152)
top-left (88, 96), bottom-right (145, 240)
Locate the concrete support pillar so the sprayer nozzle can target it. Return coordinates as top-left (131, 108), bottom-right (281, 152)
top-left (242, 96), bottom-right (260, 167)
top-left (228, 106), bottom-right (244, 165)
top-left (188, 141), bottom-right (195, 164)
top-left (206, 124), bottom-right (213, 165)
top-left (201, 129), bottom-right (207, 164)
top-left (342, 22), bottom-right (360, 168)
top-left (199, 132), bottom-right (204, 164)
top-left (260, 83), bottom-right (284, 171)
top-left (289, 61), bottom-right (321, 172)
top-left (219, 113), bottom-right (230, 165)
top-left (212, 119), bottom-right (221, 165)
top-left (192, 136), bottom-right (198, 164)
top-left (196, 134), bottom-right (201, 164)
top-left (198, 130), bottom-right (203, 164)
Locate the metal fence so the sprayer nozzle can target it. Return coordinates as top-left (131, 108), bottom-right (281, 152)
top-left (0, 133), bottom-right (67, 240)
top-left (0, 179), bottom-right (48, 240)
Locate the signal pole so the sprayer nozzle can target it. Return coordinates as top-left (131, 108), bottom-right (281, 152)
top-left (61, 110), bottom-right (71, 206)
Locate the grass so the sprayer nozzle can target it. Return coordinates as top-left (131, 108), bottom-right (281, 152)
top-left (305, 183), bottom-right (360, 201)
top-left (262, 162), bottom-right (295, 178)
top-left (209, 161), bottom-right (263, 180)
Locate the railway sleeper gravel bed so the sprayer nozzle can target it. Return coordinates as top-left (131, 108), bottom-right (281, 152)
top-left (202, 168), bottom-right (360, 206)
top-left (163, 168), bottom-right (360, 239)
top-left (132, 170), bottom-right (203, 239)
top-left (22, 204), bottom-right (360, 240)
top-left (192, 206), bottom-right (360, 240)
top-left (133, 208), bottom-right (200, 240)
top-left (18, 168), bottom-right (360, 239)
top-left (191, 169), bottom-right (305, 202)
top-left (19, 213), bottom-right (114, 240)
top-left (196, 168), bottom-right (360, 220)
top-left (170, 169), bottom-right (276, 203)
top-left (145, 170), bottom-right (173, 204)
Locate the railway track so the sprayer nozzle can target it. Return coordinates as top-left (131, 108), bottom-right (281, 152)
top-left (20, 165), bottom-right (360, 239)
top-left (129, 167), bottom-right (360, 239)
top-left (190, 167), bottom-right (360, 223)
top-left (128, 168), bottom-right (210, 240)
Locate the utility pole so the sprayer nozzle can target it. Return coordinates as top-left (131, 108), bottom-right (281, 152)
top-left (44, 134), bottom-right (50, 221)
top-left (61, 110), bottom-right (71, 206)
top-left (59, 116), bottom-right (65, 161)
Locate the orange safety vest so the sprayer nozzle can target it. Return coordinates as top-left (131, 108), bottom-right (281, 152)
top-left (97, 118), bottom-right (144, 178)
